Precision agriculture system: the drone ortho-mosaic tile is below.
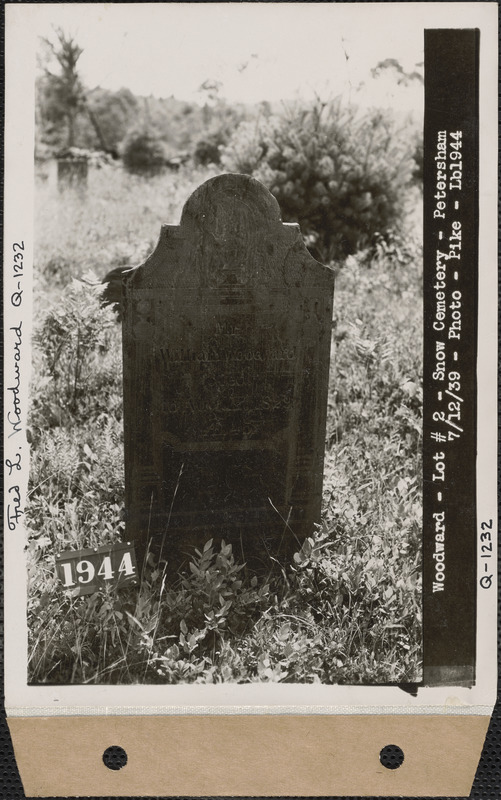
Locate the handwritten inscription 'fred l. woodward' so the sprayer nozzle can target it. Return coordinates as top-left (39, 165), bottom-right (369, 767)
top-left (122, 174), bottom-right (334, 571)
top-left (6, 240), bottom-right (26, 532)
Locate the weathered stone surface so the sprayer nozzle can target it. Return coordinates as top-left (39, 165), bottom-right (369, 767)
top-left (122, 174), bottom-right (334, 572)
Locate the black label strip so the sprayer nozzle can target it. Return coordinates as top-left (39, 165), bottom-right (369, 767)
top-left (423, 28), bottom-right (479, 687)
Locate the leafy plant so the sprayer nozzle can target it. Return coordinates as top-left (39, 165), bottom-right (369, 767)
top-left (32, 277), bottom-right (120, 427)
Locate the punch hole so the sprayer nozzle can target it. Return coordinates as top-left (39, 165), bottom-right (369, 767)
top-left (379, 744), bottom-right (404, 770)
top-left (103, 745), bottom-right (128, 770)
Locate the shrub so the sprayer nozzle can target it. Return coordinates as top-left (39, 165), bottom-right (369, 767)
top-left (221, 117), bottom-right (267, 176)
top-left (412, 135), bottom-right (423, 184)
top-left (221, 99), bottom-right (415, 262)
top-left (121, 128), bottom-right (167, 173)
top-left (193, 108), bottom-right (243, 166)
top-left (32, 277), bottom-right (121, 428)
top-left (193, 131), bottom-right (225, 166)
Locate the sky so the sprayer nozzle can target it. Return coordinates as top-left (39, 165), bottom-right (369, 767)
top-left (32, 3), bottom-right (427, 112)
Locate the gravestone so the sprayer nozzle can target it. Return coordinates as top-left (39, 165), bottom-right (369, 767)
top-left (122, 173), bottom-right (334, 572)
top-left (57, 155), bottom-right (88, 190)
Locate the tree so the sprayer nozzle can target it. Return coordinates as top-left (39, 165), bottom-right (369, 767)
top-left (221, 99), bottom-right (416, 261)
top-left (370, 58), bottom-right (423, 87)
top-left (38, 28), bottom-right (86, 149)
top-left (197, 78), bottom-right (223, 126)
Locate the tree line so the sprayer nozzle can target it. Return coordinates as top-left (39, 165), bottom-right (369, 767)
top-left (36, 28), bottom-right (256, 164)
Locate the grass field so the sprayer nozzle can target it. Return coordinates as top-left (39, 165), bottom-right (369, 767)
top-left (27, 163), bottom-right (423, 685)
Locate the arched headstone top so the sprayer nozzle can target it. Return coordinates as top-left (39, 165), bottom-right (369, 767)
top-left (180, 173), bottom-right (283, 233)
top-left (132, 173), bottom-right (329, 289)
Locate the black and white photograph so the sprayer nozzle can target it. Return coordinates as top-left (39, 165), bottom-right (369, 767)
top-left (4, 0), bottom-right (496, 733)
top-left (19, 2), bottom-right (429, 689)
top-left (3, 2), bottom-right (498, 795)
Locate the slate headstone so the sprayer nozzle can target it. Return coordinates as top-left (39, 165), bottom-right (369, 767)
top-left (122, 173), bottom-right (334, 572)
top-left (57, 156), bottom-right (88, 190)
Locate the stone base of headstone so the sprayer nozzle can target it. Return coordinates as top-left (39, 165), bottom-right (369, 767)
top-left (122, 173), bottom-right (335, 576)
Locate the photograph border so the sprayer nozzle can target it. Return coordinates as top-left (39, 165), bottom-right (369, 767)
top-left (3, 2), bottom-right (498, 795)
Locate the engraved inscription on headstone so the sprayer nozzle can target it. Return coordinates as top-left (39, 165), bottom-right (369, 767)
top-left (123, 173), bottom-right (334, 571)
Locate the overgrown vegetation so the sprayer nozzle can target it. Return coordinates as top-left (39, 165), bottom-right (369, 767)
top-left (36, 31), bottom-right (423, 211)
top-left (28, 161), bottom-right (422, 685)
top-left (221, 100), bottom-right (418, 261)
top-left (36, 30), bottom-right (249, 162)
top-left (121, 128), bottom-right (169, 174)
top-left (37, 28), bottom-right (87, 150)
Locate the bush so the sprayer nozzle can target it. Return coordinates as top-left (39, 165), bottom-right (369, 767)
top-left (412, 135), bottom-right (423, 184)
top-left (193, 131), bottom-right (225, 166)
top-left (32, 278), bottom-right (121, 429)
top-left (121, 128), bottom-right (167, 173)
top-left (221, 99), bottom-right (416, 262)
top-left (193, 109), bottom-right (243, 166)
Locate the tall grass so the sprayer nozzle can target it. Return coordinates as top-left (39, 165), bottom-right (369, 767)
top-left (27, 164), bottom-right (422, 685)
top-left (35, 163), bottom-right (219, 293)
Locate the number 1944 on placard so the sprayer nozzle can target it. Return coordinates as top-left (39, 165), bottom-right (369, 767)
top-left (55, 543), bottom-right (138, 597)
